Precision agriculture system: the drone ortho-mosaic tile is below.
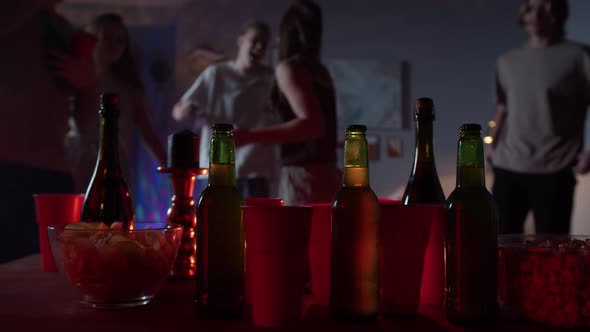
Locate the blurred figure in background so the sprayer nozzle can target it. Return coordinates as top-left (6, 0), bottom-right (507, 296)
top-left (0, 1), bottom-right (97, 262)
top-left (490, 0), bottom-right (590, 234)
top-left (172, 20), bottom-right (278, 198)
top-left (234, 0), bottom-right (340, 205)
top-left (70, 13), bottom-right (167, 194)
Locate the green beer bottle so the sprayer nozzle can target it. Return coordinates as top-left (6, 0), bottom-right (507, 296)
top-left (402, 97), bottom-right (445, 205)
top-left (445, 124), bottom-right (498, 325)
top-left (331, 125), bottom-right (380, 320)
top-left (81, 93), bottom-right (134, 228)
top-left (196, 124), bottom-right (245, 319)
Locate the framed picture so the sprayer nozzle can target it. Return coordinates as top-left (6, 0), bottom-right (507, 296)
top-left (386, 136), bottom-right (403, 158)
top-left (326, 60), bottom-right (406, 131)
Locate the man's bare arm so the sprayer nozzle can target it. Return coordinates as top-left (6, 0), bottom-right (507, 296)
top-left (490, 103), bottom-right (507, 150)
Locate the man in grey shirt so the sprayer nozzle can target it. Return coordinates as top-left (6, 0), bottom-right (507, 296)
top-left (172, 21), bottom-right (278, 198)
top-left (490, 0), bottom-right (590, 234)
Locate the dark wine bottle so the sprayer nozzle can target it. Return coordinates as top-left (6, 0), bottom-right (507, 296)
top-left (80, 93), bottom-right (135, 228)
top-left (402, 97), bottom-right (445, 205)
top-left (196, 123), bottom-right (245, 319)
top-left (445, 123), bottom-right (498, 325)
top-left (331, 125), bottom-right (380, 320)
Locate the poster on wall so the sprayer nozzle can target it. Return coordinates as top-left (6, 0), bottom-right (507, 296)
top-left (326, 60), bottom-right (404, 131)
top-left (386, 136), bottom-right (403, 158)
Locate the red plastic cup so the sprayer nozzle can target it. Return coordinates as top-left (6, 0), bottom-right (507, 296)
top-left (306, 203), bottom-right (332, 306)
top-left (379, 200), bottom-right (439, 315)
top-left (243, 197), bottom-right (284, 305)
top-left (242, 206), bottom-right (312, 328)
top-left (379, 198), bottom-right (401, 204)
top-left (419, 205), bottom-right (446, 308)
top-left (33, 193), bottom-right (84, 272)
top-left (244, 197), bottom-right (284, 207)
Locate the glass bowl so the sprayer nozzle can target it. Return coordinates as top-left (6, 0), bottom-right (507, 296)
top-left (498, 234), bottom-right (590, 329)
top-left (48, 221), bottom-right (183, 308)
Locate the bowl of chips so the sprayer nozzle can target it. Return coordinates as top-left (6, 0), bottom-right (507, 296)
top-left (48, 221), bottom-right (182, 308)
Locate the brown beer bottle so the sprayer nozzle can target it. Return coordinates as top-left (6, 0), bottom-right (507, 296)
top-left (331, 125), bottom-right (380, 320)
top-left (196, 124), bottom-right (245, 319)
top-left (445, 124), bottom-right (498, 325)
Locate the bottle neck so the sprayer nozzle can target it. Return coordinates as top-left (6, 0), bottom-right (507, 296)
top-left (97, 112), bottom-right (121, 174)
top-left (208, 132), bottom-right (237, 186)
top-left (456, 134), bottom-right (486, 188)
top-left (343, 133), bottom-right (370, 187)
top-left (412, 117), bottom-right (436, 168)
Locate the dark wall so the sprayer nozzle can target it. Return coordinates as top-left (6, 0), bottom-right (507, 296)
top-left (60, 0), bottom-right (590, 200)
top-left (176, 0), bottom-right (522, 196)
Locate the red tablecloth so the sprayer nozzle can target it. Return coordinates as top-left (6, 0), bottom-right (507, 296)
top-left (0, 255), bottom-right (557, 332)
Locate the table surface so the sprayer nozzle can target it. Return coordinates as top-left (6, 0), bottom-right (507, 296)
top-left (0, 255), bottom-right (559, 332)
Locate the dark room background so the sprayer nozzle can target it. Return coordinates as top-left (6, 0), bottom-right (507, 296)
top-left (57, 0), bottom-right (590, 234)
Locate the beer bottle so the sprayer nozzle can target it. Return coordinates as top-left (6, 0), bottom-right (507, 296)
top-left (196, 123), bottom-right (245, 319)
top-left (81, 93), bottom-right (134, 228)
top-left (402, 97), bottom-right (445, 205)
top-left (445, 123), bottom-right (498, 325)
top-left (331, 124), bottom-right (380, 320)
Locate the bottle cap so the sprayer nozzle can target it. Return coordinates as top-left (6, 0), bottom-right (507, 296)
top-left (167, 129), bottom-right (200, 168)
top-left (460, 123), bottom-right (482, 132)
top-left (415, 97), bottom-right (435, 119)
top-left (100, 93), bottom-right (120, 106)
top-left (212, 123), bottom-right (234, 132)
top-left (99, 93), bottom-right (120, 116)
top-left (346, 124), bottom-right (367, 132)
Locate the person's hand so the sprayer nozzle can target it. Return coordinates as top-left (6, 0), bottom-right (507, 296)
top-left (172, 100), bottom-right (193, 121)
top-left (46, 49), bottom-right (96, 90)
top-left (573, 151), bottom-right (590, 175)
top-left (485, 145), bottom-right (495, 169)
top-left (233, 127), bottom-right (252, 147)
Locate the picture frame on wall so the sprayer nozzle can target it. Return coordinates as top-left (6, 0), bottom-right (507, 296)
top-left (386, 136), bottom-right (403, 158)
top-left (326, 59), bottom-right (408, 132)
